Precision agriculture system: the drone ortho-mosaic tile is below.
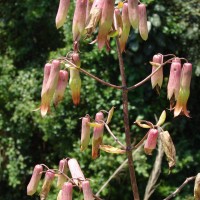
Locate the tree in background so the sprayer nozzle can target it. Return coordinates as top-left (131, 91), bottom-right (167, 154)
top-left (0, 0), bottom-right (200, 199)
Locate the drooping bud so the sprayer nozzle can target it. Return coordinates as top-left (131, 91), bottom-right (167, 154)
top-left (151, 54), bottom-right (163, 93)
top-left (97, 0), bottom-right (115, 49)
top-left (174, 63), bottom-right (192, 117)
top-left (167, 59), bottom-right (182, 101)
top-left (62, 182), bottom-right (73, 200)
top-left (85, 0), bottom-right (104, 36)
top-left (72, 0), bottom-right (87, 41)
top-left (113, 8), bottom-right (123, 37)
top-left (41, 63), bottom-right (51, 97)
top-left (82, 180), bottom-right (94, 200)
top-left (68, 158), bottom-right (85, 187)
top-left (57, 159), bottom-right (68, 189)
top-left (57, 190), bottom-right (62, 200)
top-left (92, 112), bottom-right (104, 159)
top-left (27, 164), bottom-right (43, 196)
top-left (138, 3), bottom-right (148, 41)
top-left (119, 3), bottom-right (131, 53)
top-left (128, 0), bottom-right (139, 29)
top-left (69, 68), bottom-right (81, 105)
top-left (194, 173), bottom-right (200, 200)
top-left (144, 128), bottom-right (158, 155)
top-left (40, 170), bottom-right (55, 200)
top-left (41, 60), bottom-right (60, 117)
top-left (159, 131), bottom-right (176, 169)
top-left (53, 70), bottom-right (68, 107)
top-left (81, 115), bottom-right (91, 151)
top-left (55, 0), bottom-right (70, 29)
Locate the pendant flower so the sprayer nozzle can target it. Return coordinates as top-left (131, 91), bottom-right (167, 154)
top-left (174, 62), bottom-right (192, 117)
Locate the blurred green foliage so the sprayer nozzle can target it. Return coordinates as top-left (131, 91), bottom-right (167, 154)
top-left (0, 0), bottom-right (200, 199)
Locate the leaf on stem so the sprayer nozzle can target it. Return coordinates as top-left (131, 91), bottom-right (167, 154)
top-left (156, 110), bottom-right (166, 126)
top-left (106, 106), bottom-right (115, 124)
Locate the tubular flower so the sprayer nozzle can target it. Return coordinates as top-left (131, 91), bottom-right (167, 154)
top-left (167, 59), bottom-right (182, 110)
top-left (72, 52), bottom-right (81, 68)
top-left (138, 3), bottom-right (148, 41)
top-left (119, 3), bottom-right (131, 53)
top-left (82, 180), bottom-right (94, 200)
top-left (85, 0), bottom-right (104, 36)
top-left (72, 0), bottom-right (87, 41)
top-left (55, 0), bottom-right (70, 29)
top-left (92, 112), bottom-right (104, 159)
top-left (57, 159), bottom-right (68, 189)
top-left (86, 0), bottom-right (94, 22)
top-left (41, 60), bottom-right (60, 117)
top-left (62, 182), bottom-right (73, 200)
top-left (128, 0), bottom-right (139, 29)
top-left (40, 170), bottom-right (55, 200)
top-left (68, 158), bottom-right (85, 186)
top-left (69, 68), bottom-right (81, 105)
top-left (113, 8), bottom-right (123, 37)
top-left (53, 70), bottom-right (68, 107)
top-left (151, 54), bottom-right (163, 93)
top-left (41, 63), bottom-right (51, 97)
top-left (144, 128), bottom-right (158, 155)
top-left (97, 0), bottom-right (115, 50)
top-left (174, 63), bottom-right (192, 117)
top-left (81, 115), bottom-right (91, 151)
top-left (27, 164), bottom-right (43, 196)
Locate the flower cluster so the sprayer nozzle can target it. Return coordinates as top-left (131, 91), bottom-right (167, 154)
top-left (38, 52), bottom-right (82, 117)
top-left (27, 158), bottom-right (94, 200)
top-left (150, 54), bottom-right (192, 117)
top-left (56, 0), bottom-right (149, 51)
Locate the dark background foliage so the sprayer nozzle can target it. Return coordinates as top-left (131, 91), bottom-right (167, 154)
top-left (0, 0), bottom-right (200, 199)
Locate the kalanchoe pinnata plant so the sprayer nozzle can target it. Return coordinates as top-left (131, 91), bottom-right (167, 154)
top-left (138, 3), bottom-right (148, 41)
top-left (72, 0), bottom-right (87, 42)
top-left (53, 70), bottom-right (68, 107)
top-left (40, 170), bottom-right (55, 200)
top-left (62, 182), bottom-right (73, 200)
top-left (57, 159), bottom-right (68, 189)
top-left (92, 111), bottom-right (104, 159)
top-left (151, 54), bottom-right (163, 93)
top-left (119, 2), bottom-right (131, 53)
top-left (82, 180), bottom-right (94, 200)
top-left (167, 58), bottom-right (182, 110)
top-left (144, 128), bottom-right (158, 155)
top-left (55, 0), bottom-right (70, 29)
top-left (27, 164), bottom-right (43, 196)
top-left (128, 0), bottom-right (139, 29)
top-left (40, 60), bottom-right (60, 117)
top-left (174, 62), bottom-right (192, 117)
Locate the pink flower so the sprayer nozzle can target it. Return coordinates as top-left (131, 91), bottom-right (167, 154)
top-left (62, 182), bottom-right (73, 200)
top-left (144, 129), bottom-right (158, 155)
top-left (27, 164), bottom-right (43, 195)
top-left (97, 0), bottom-right (115, 49)
top-left (174, 63), bottom-right (192, 117)
top-left (53, 70), bottom-right (68, 107)
top-left (92, 112), bottom-right (104, 159)
top-left (72, 0), bottom-right (87, 41)
top-left (119, 3), bottom-right (131, 53)
top-left (128, 0), bottom-right (139, 29)
top-left (40, 170), bottom-right (55, 200)
top-left (40, 60), bottom-right (60, 117)
top-left (57, 159), bottom-right (68, 189)
top-left (55, 0), bottom-right (70, 29)
top-left (82, 180), bottom-right (94, 200)
top-left (151, 54), bottom-right (163, 92)
top-left (81, 115), bottom-right (91, 151)
top-left (138, 3), bottom-right (148, 41)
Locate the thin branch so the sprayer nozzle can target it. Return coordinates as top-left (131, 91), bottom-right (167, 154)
top-left (133, 132), bottom-right (148, 149)
top-left (103, 122), bottom-right (126, 149)
top-left (163, 176), bottom-right (196, 200)
top-left (127, 58), bottom-right (174, 91)
top-left (144, 138), bottom-right (164, 200)
top-left (64, 59), bottom-right (122, 90)
top-left (116, 37), bottom-right (140, 200)
top-left (96, 144), bottom-right (144, 196)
